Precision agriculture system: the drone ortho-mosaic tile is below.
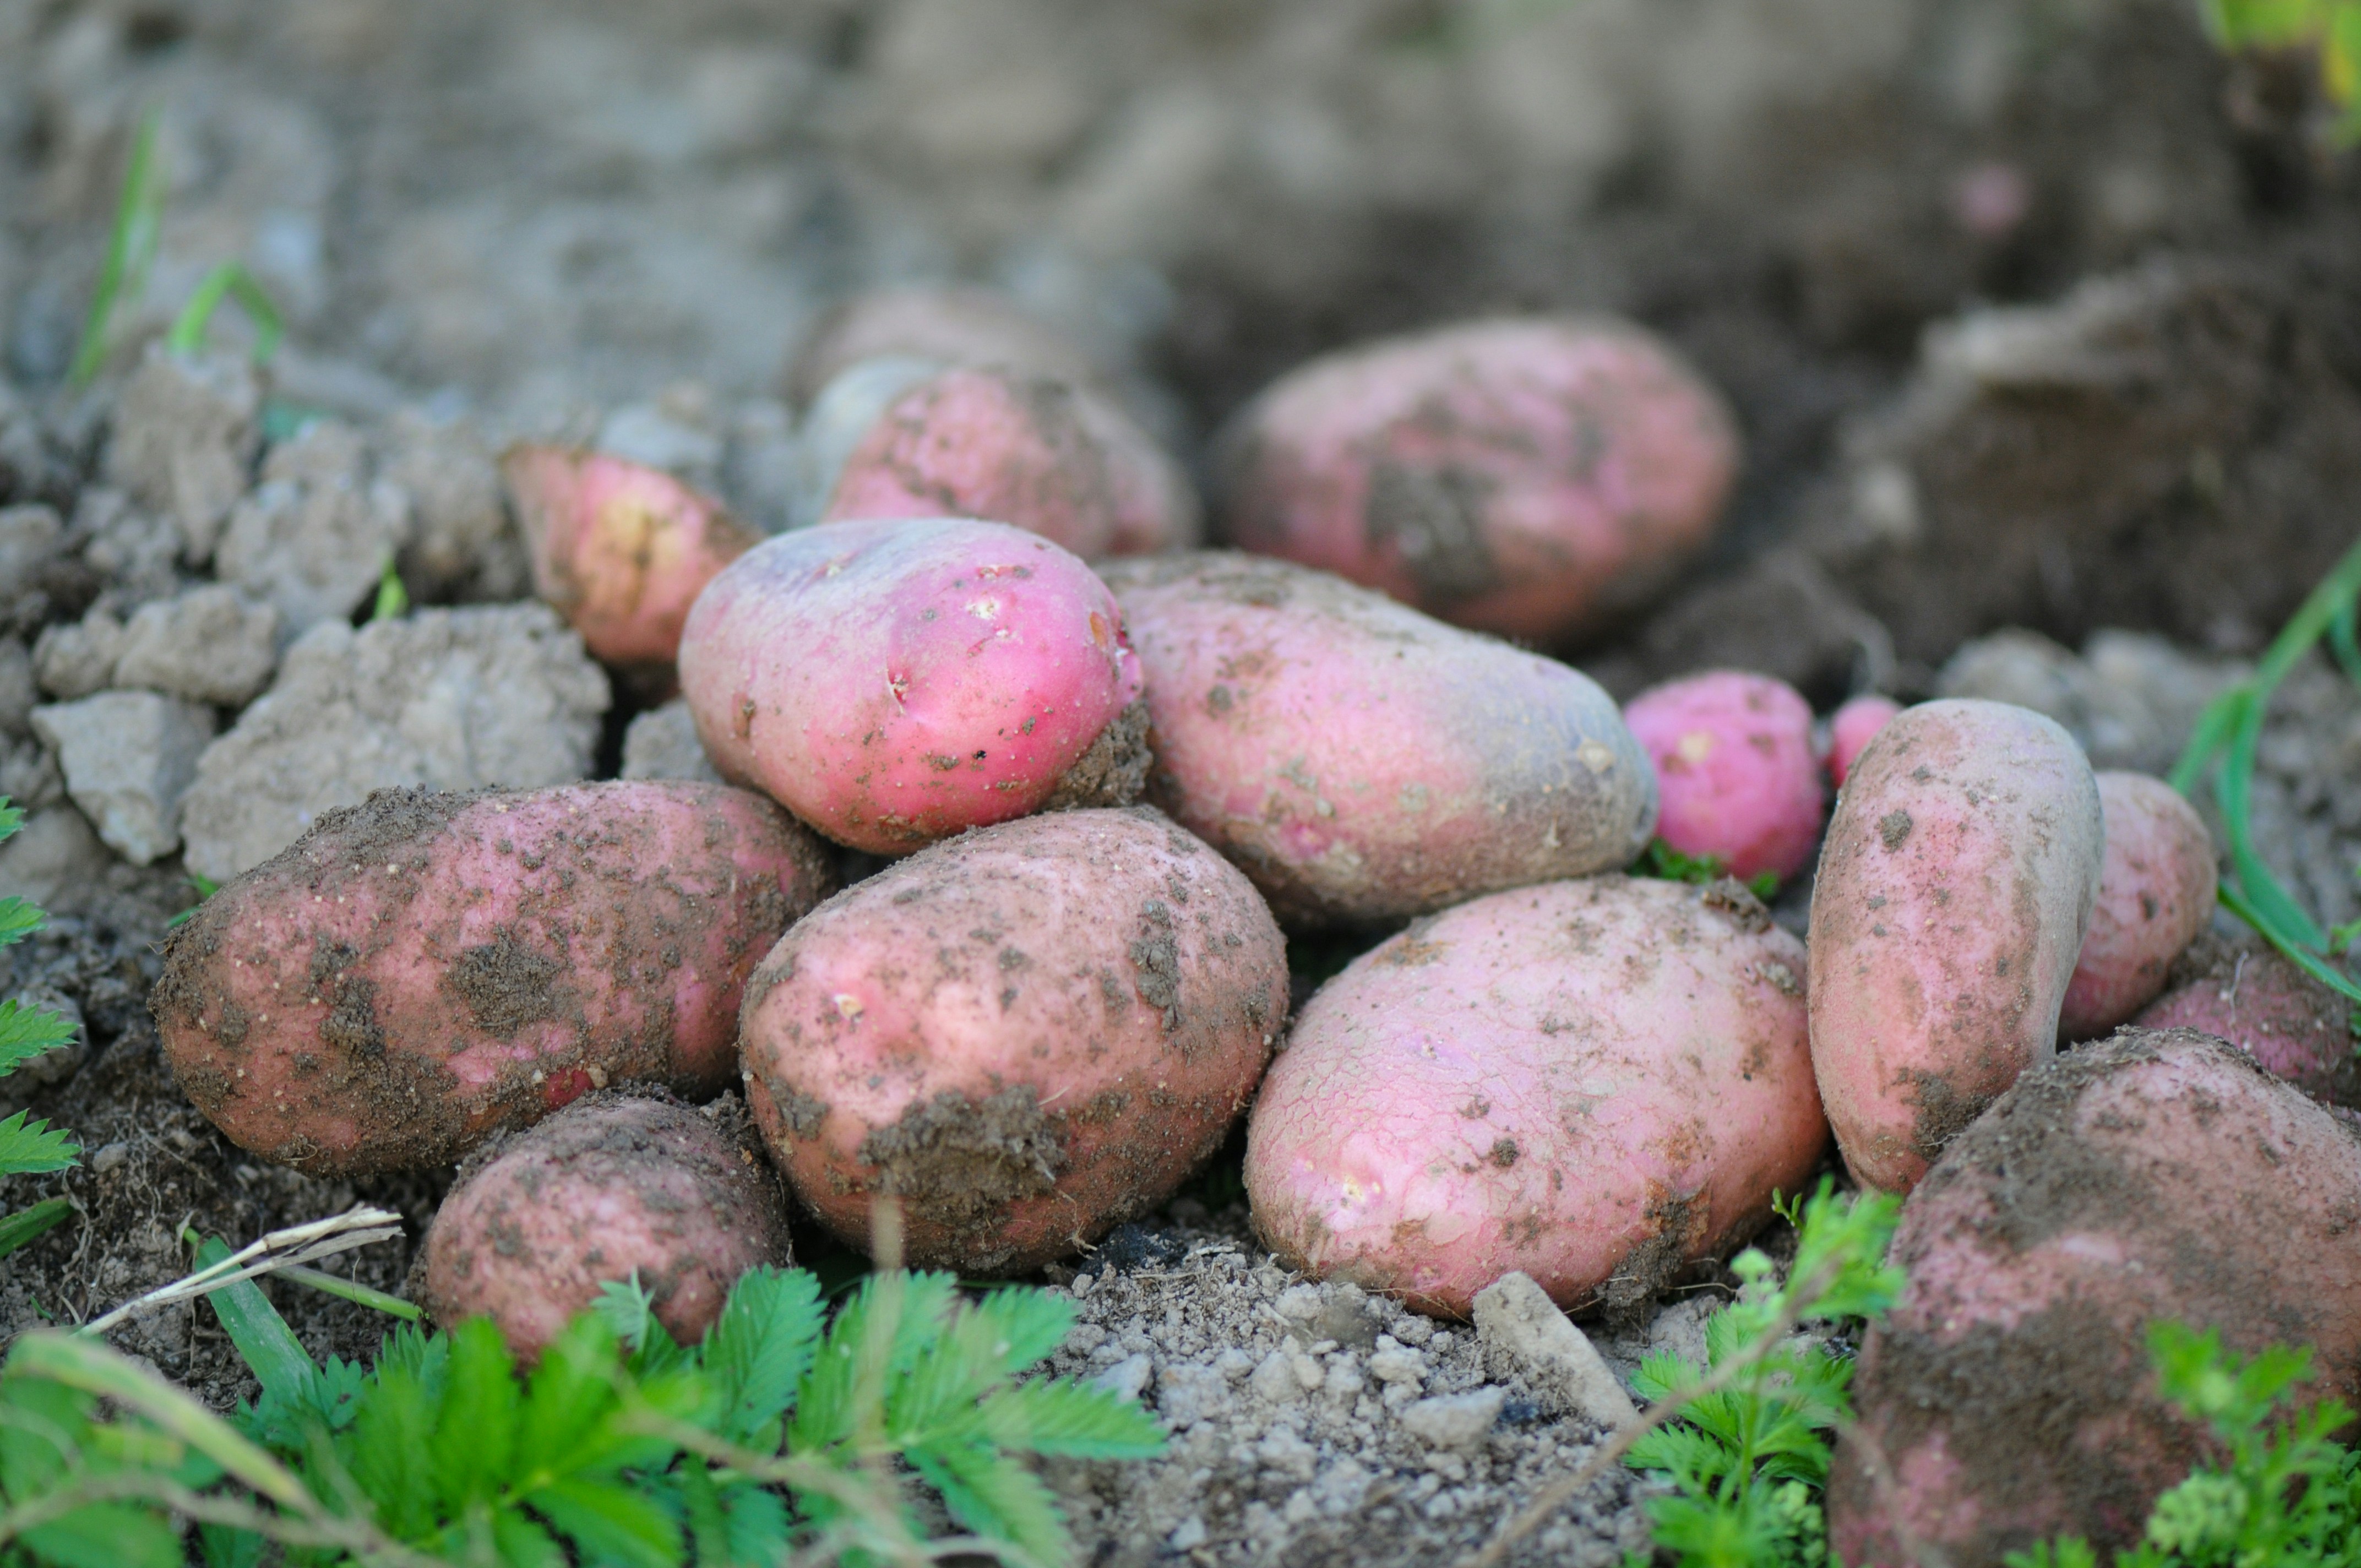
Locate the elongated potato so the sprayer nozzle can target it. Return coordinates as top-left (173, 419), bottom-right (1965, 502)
top-left (1100, 552), bottom-right (1656, 927)
top-left (422, 1094), bottom-right (792, 1358)
top-left (1808, 699), bottom-right (2103, 1193)
top-left (1829, 1030), bottom-right (2361, 1565)
top-left (2057, 771), bottom-right (2216, 1041)
top-left (152, 782), bottom-right (835, 1174)
top-left (1247, 876), bottom-right (1825, 1319)
top-left (739, 807), bottom-right (1287, 1275)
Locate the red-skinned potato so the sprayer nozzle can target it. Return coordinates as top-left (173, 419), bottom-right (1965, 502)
top-left (1100, 552), bottom-right (1657, 927)
top-left (1219, 317), bottom-right (1739, 644)
top-left (1826, 694), bottom-right (1902, 788)
top-left (1246, 876), bottom-right (1825, 1319)
top-left (422, 1094), bottom-right (792, 1359)
top-left (784, 286), bottom-right (1103, 409)
top-left (151, 782), bottom-right (835, 1174)
top-left (1828, 1030), bottom-right (2361, 1565)
top-left (2057, 771), bottom-right (2216, 1041)
top-left (502, 445), bottom-right (761, 669)
top-left (1808, 699), bottom-right (2103, 1193)
top-left (2135, 937), bottom-right (2358, 1104)
top-left (1623, 671), bottom-right (1825, 883)
top-left (739, 807), bottom-right (1287, 1275)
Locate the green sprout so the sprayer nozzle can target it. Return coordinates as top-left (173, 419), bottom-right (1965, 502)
top-left (165, 262), bottom-right (284, 366)
top-left (2202, 0), bottom-right (2361, 140)
top-left (67, 108), bottom-right (166, 386)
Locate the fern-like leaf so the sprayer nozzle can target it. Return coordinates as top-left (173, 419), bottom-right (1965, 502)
top-left (912, 1439), bottom-right (1070, 1566)
top-left (0, 1108), bottom-right (79, 1177)
top-left (977, 1379), bottom-right (1166, 1458)
top-left (0, 996), bottom-right (77, 1078)
top-left (704, 1265), bottom-right (824, 1445)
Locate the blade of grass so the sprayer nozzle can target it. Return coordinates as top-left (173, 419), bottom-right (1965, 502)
top-left (165, 263), bottom-right (284, 365)
top-left (68, 108), bottom-right (166, 386)
top-left (2219, 883), bottom-right (2361, 1006)
top-left (371, 553), bottom-right (409, 622)
top-left (277, 1264), bottom-right (421, 1322)
top-left (0, 1197), bottom-right (75, 1261)
top-left (184, 1232), bottom-right (317, 1398)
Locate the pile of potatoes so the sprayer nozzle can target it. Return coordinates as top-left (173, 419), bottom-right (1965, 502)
top-left (151, 280), bottom-right (2355, 1551)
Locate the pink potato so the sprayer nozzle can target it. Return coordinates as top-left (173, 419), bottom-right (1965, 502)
top-left (2056, 771), bottom-right (2217, 1041)
top-left (1623, 671), bottom-right (1825, 883)
top-left (151, 781), bottom-right (835, 1174)
top-left (2135, 937), bottom-right (2358, 1104)
top-left (1808, 699), bottom-right (2103, 1193)
top-left (1246, 875), bottom-right (1825, 1319)
top-left (819, 364), bottom-right (1200, 558)
top-left (502, 445), bottom-right (761, 669)
top-left (739, 807), bottom-right (1287, 1274)
top-left (1099, 552), bottom-right (1657, 927)
top-left (1218, 317), bottom-right (1739, 644)
top-left (677, 518), bottom-right (1147, 856)
top-left (784, 286), bottom-right (1104, 409)
top-left (422, 1095), bottom-right (792, 1359)
top-left (1828, 1030), bottom-right (2361, 1565)
top-left (1826, 694), bottom-right (1902, 787)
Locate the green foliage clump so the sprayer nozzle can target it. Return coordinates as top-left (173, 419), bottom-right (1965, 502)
top-left (1635, 840), bottom-right (1781, 903)
top-left (0, 799), bottom-right (81, 1262)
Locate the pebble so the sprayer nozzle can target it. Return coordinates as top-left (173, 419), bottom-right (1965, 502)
top-left (30, 690), bottom-right (216, 864)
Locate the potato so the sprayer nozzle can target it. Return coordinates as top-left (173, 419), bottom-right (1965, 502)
top-left (1623, 671), bottom-right (1824, 883)
top-left (678, 518), bottom-right (1148, 855)
top-left (2056, 771), bottom-right (2216, 1041)
top-left (2135, 937), bottom-right (2358, 1104)
top-left (151, 781), bottom-right (835, 1174)
top-left (1218, 317), bottom-right (1739, 644)
top-left (1245, 875), bottom-right (1825, 1319)
top-left (421, 1094), bottom-right (792, 1359)
top-left (1827, 1029), bottom-right (2361, 1565)
top-left (1825, 694), bottom-right (1901, 787)
top-left (818, 364), bottom-right (1199, 558)
top-left (783, 286), bottom-right (1103, 409)
top-left (739, 807), bottom-right (1286, 1275)
top-left (1808, 699), bottom-right (2103, 1193)
top-left (502, 445), bottom-right (760, 669)
top-left (1099, 551), bottom-right (1656, 927)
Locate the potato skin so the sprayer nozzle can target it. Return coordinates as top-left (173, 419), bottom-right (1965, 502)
top-left (820, 366), bottom-right (1200, 558)
top-left (2136, 939), bottom-right (2359, 1104)
top-left (422, 1095), bottom-right (792, 1359)
top-left (1099, 551), bottom-right (1657, 927)
top-left (2057, 772), bottom-right (2216, 1041)
top-left (739, 807), bottom-right (1287, 1275)
top-left (1219, 317), bottom-right (1738, 643)
top-left (1826, 694), bottom-right (1901, 787)
top-left (152, 782), bottom-right (836, 1174)
top-left (678, 518), bottom-right (1148, 855)
top-left (784, 286), bottom-right (1103, 409)
top-left (1827, 1030), bottom-right (2361, 1566)
top-left (1808, 699), bottom-right (2103, 1193)
top-left (1245, 876), bottom-right (1826, 1319)
top-left (502, 445), bottom-right (760, 668)
top-left (1623, 671), bottom-right (1825, 883)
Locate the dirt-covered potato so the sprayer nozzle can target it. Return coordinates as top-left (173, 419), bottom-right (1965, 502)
top-left (153, 782), bottom-right (835, 1174)
top-left (1246, 875), bottom-right (1825, 1319)
top-left (1827, 1030), bottom-right (2361, 1565)
top-left (739, 807), bottom-right (1287, 1275)
top-left (678, 517), bottom-right (1147, 855)
top-left (1808, 699), bottom-right (2103, 1193)
top-left (1100, 552), bottom-right (1656, 927)
top-left (2057, 771), bottom-right (2216, 1041)
top-left (421, 1094), bottom-right (792, 1358)
top-left (783, 286), bottom-right (1103, 409)
top-left (1218, 317), bottom-right (1738, 644)
top-left (2135, 937), bottom-right (2358, 1104)
top-left (1623, 671), bottom-right (1824, 883)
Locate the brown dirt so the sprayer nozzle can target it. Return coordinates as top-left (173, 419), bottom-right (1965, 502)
top-left (855, 1085), bottom-right (1070, 1267)
top-left (1042, 696), bottom-right (1151, 811)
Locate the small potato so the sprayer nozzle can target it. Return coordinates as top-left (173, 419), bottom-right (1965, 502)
top-left (2057, 771), bottom-right (2216, 1041)
top-left (2136, 938), bottom-right (2357, 1104)
top-left (1219, 317), bottom-right (1739, 644)
top-left (502, 445), bottom-right (761, 668)
top-left (739, 807), bottom-right (1287, 1275)
top-left (1808, 699), bottom-right (2103, 1193)
top-left (1101, 552), bottom-right (1656, 927)
top-left (1623, 671), bottom-right (1824, 883)
top-left (1245, 876), bottom-right (1825, 1319)
top-left (784, 286), bottom-right (1103, 409)
top-left (678, 518), bottom-right (1147, 855)
top-left (1825, 694), bottom-right (1901, 787)
top-left (422, 1095), bottom-right (792, 1359)
top-left (152, 782), bottom-right (835, 1174)
top-left (1828, 1030), bottom-right (2361, 1565)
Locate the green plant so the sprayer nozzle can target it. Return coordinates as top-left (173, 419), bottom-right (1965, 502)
top-left (372, 554), bottom-right (411, 622)
top-left (0, 798), bottom-right (81, 1262)
top-left (1636, 839), bottom-right (1782, 903)
top-left (2202, 0), bottom-right (2361, 138)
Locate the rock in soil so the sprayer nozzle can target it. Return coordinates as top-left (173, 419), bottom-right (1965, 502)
top-left (29, 690), bottom-right (215, 864)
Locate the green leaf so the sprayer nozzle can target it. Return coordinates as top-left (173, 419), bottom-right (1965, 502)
top-left (912, 1439), bottom-right (1070, 1565)
top-left (977, 1379), bottom-right (1166, 1458)
top-left (189, 1233), bottom-right (319, 1400)
top-left (69, 107), bottom-right (166, 388)
top-left (704, 1265), bottom-right (825, 1445)
top-left (0, 894), bottom-right (45, 948)
top-left (514, 1313), bottom-right (632, 1481)
top-left (0, 997), bottom-right (78, 1077)
top-left (197, 1521), bottom-right (266, 1568)
top-left (720, 1480), bottom-right (792, 1566)
top-left (0, 1196), bottom-right (75, 1259)
top-left (0, 797), bottom-right (23, 842)
top-left (491, 1509), bottom-right (567, 1568)
top-left (969, 1288), bottom-right (1075, 1378)
top-left (430, 1317), bottom-right (521, 1510)
top-left (164, 262), bottom-right (282, 366)
top-left (345, 1337), bottom-right (444, 1539)
top-left (21, 1501), bottom-right (186, 1568)
top-left (528, 1474), bottom-right (684, 1568)
top-left (0, 1108), bottom-right (80, 1178)
top-left (371, 553), bottom-right (410, 623)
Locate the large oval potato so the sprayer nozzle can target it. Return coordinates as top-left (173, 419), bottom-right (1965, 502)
top-left (1246, 876), bottom-right (1826, 1319)
top-left (1218, 317), bottom-right (1739, 644)
top-left (151, 781), bottom-right (835, 1174)
top-left (2057, 770), bottom-right (2216, 1041)
top-left (739, 807), bottom-right (1287, 1275)
top-left (1828, 1030), bottom-right (2361, 1565)
top-left (1808, 698), bottom-right (2103, 1193)
top-left (678, 518), bottom-right (1147, 855)
top-left (1100, 551), bottom-right (1656, 927)
top-left (422, 1094), bottom-right (793, 1359)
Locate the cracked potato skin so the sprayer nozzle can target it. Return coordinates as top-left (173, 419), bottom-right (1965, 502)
top-left (152, 782), bottom-right (835, 1175)
top-left (1807, 699), bottom-right (2103, 1195)
top-left (738, 807), bottom-right (1287, 1275)
top-left (1244, 875), bottom-right (1825, 1319)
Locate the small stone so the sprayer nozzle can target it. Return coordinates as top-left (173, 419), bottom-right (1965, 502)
top-left (112, 585), bottom-right (281, 706)
top-left (103, 345), bottom-right (262, 562)
top-left (1274, 1283), bottom-right (1324, 1321)
top-left (90, 1141), bottom-right (131, 1175)
top-left (1400, 1386), bottom-right (1506, 1451)
top-left (0, 638), bottom-right (35, 737)
top-left (30, 691), bottom-right (216, 864)
top-left (1156, 1362), bottom-right (1230, 1427)
top-left (1255, 1424), bottom-right (1318, 1481)
top-left (1094, 1352), bottom-right (1154, 1404)
top-left (217, 420), bottom-right (412, 635)
top-left (1367, 1342), bottom-right (1428, 1387)
top-left (1472, 1271), bottom-right (1640, 1430)
top-left (1248, 1349), bottom-right (1303, 1406)
top-left (0, 505), bottom-right (64, 634)
top-left (0, 807), bottom-right (108, 907)
top-left (620, 699), bottom-right (722, 783)
top-left (32, 612), bottom-right (126, 700)
top-left (1166, 1515), bottom-right (1207, 1553)
top-left (1212, 1346), bottom-right (1255, 1381)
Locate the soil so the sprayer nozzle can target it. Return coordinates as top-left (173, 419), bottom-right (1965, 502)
top-left (3, 0), bottom-right (2360, 1559)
